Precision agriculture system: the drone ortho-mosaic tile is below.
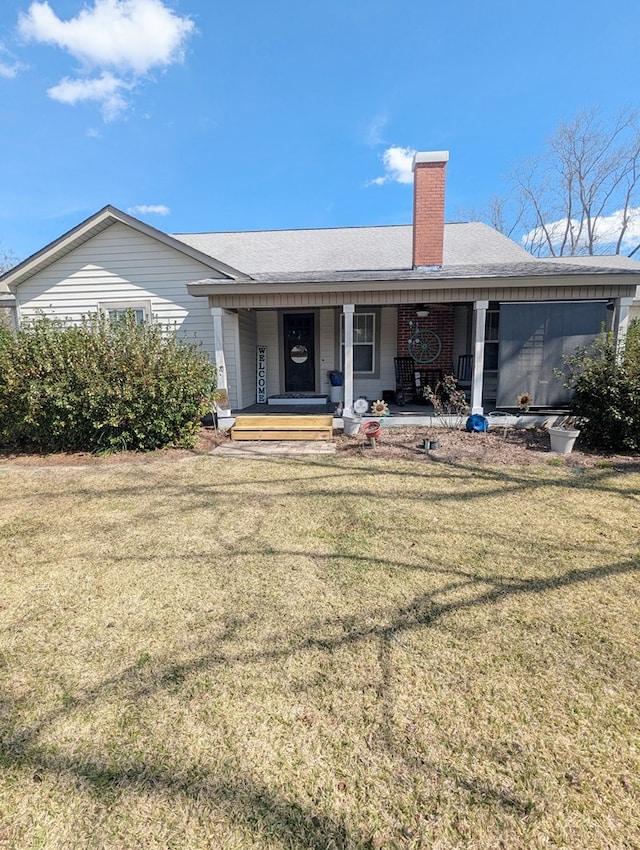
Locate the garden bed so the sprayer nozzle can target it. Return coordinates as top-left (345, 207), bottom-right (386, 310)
top-left (0, 425), bottom-right (638, 471)
top-left (336, 425), bottom-right (639, 469)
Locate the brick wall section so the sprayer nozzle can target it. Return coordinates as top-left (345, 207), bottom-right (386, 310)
top-left (413, 159), bottom-right (447, 267)
top-left (397, 304), bottom-right (455, 374)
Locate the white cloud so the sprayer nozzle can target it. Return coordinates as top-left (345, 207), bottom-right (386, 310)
top-left (127, 204), bottom-right (170, 216)
top-left (0, 45), bottom-right (26, 78)
top-left (0, 62), bottom-right (18, 78)
top-left (18, 0), bottom-right (195, 119)
top-left (19, 0), bottom-right (195, 73)
top-left (48, 72), bottom-right (131, 121)
top-left (524, 207), bottom-right (640, 254)
top-left (369, 145), bottom-right (416, 186)
top-left (365, 114), bottom-right (387, 147)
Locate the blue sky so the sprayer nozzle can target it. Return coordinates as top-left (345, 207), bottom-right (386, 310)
top-left (1, 0), bottom-right (639, 263)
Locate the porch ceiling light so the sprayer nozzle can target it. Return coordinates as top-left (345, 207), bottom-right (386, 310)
top-left (416, 305), bottom-right (430, 318)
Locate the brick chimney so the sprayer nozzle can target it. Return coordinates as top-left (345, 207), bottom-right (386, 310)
top-left (412, 151), bottom-right (449, 268)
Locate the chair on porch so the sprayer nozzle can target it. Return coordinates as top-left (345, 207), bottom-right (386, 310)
top-left (394, 357), bottom-right (417, 405)
top-left (455, 354), bottom-right (473, 397)
top-left (415, 368), bottom-right (444, 398)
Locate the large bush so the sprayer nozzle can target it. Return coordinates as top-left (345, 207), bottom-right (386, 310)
top-left (563, 319), bottom-right (640, 452)
top-left (0, 313), bottom-right (217, 453)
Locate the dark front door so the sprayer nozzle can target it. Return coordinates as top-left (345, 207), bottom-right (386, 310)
top-left (284, 313), bottom-right (315, 392)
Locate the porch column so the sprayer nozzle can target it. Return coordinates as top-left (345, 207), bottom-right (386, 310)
top-left (471, 300), bottom-right (488, 415)
top-left (613, 297), bottom-right (634, 363)
top-left (343, 304), bottom-right (355, 413)
top-left (211, 307), bottom-right (231, 416)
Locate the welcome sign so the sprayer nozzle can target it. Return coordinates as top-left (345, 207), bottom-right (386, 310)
top-left (256, 346), bottom-right (267, 403)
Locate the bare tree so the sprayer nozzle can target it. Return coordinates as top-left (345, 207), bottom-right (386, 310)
top-left (0, 245), bottom-right (18, 275)
top-left (489, 108), bottom-right (640, 256)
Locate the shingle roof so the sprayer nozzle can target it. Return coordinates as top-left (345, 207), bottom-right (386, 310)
top-left (537, 254), bottom-right (640, 270)
top-left (173, 221), bottom-right (533, 275)
top-left (247, 260), bottom-right (640, 284)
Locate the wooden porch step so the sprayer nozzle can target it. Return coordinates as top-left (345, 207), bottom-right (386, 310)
top-left (231, 415), bottom-right (334, 441)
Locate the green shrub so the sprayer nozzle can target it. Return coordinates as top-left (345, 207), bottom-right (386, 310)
top-left (0, 313), bottom-right (218, 453)
top-left (562, 319), bottom-right (640, 453)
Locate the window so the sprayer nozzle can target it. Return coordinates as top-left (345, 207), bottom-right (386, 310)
top-left (341, 312), bottom-right (375, 373)
top-left (99, 301), bottom-right (152, 324)
top-left (484, 306), bottom-right (499, 371)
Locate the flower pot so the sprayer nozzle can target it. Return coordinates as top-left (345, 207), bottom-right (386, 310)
top-left (548, 427), bottom-right (580, 454)
top-left (361, 420), bottom-right (382, 441)
top-left (342, 414), bottom-right (362, 436)
top-left (330, 385), bottom-right (344, 403)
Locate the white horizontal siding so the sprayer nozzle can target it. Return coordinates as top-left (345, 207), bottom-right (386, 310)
top-left (379, 306), bottom-right (397, 390)
top-left (222, 311), bottom-right (239, 408)
top-left (16, 222), bottom-right (216, 357)
top-left (256, 311), bottom-right (280, 398)
top-left (318, 309), bottom-right (336, 393)
top-left (237, 310), bottom-right (258, 408)
top-left (210, 281), bottom-right (635, 310)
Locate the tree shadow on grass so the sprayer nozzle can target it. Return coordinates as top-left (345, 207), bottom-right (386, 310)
top-left (1, 544), bottom-right (638, 847)
top-left (0, 740), bottom-right (369, 850)
top-left (6, 452), bottom-right (638, 538)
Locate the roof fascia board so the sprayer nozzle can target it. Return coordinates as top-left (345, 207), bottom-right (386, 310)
top-left (206, 286), bottom-right (635, 310)
top-left (187, 271), bottom-right (640, 298)
top-left (2, 205), bottom-right (251, 289)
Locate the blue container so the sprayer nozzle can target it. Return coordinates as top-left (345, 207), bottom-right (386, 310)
top-left (465, 414), bottom-right (489, 433)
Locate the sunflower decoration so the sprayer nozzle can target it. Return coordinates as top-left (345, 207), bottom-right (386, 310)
top-left (517, 392), bottom-right (532, 412)
top-left (371, 399), bottom-right (389, 417)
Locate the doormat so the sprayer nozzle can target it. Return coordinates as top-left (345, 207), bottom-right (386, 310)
top-left (267, 393), bottom-right (328, 405)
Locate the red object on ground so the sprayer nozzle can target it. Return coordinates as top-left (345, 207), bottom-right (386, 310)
top-left (361, 420), bottom-right (382, 441)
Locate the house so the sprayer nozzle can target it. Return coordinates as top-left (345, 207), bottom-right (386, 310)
top-left (2, 150), bottom-right (639, 420)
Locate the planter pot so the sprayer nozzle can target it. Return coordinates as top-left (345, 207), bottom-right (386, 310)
top-left (342, 414), bottom-right (362, 436)
top-left (548, 427), bottom-right (580, 454)
top-left (330, 385), bottom-right (344, 403)
top-left (361, 420), bottom-right (382, 441)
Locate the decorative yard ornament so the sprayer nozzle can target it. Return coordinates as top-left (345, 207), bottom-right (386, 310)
top-left (517, 392), bottom-right (532, 412)
top-left (371, 399), bottom-right (389, 417)
top-left (407, 320), bottom-right (442, 364)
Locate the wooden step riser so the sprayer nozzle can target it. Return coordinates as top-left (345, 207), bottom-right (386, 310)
top-left (231, 414), bottom-right (334, 442)
top-left (232, 431), bottom-right (332, 441)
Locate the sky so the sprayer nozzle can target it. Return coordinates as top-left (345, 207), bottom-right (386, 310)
top-left (1, 0), bottom-right (640, 263)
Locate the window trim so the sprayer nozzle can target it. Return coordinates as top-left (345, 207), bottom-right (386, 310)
top-left (99, 300), bottom-right (153, 324)
top-left (339, 310), bottom-right (378, 376)
top-left (484, 305), bottom-right (500, 372)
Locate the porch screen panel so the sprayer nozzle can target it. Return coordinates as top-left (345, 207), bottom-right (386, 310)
top-left (496, 302), bottom-right (608, 408)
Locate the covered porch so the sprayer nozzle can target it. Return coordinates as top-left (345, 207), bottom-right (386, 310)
top-left (188, 273), bottom-right (637, 423)
top-left (207, 299), bottom-right (495, 418)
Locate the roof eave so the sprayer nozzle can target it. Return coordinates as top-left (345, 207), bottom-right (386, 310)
top-left (1, 205), bottom-right (252, 290)
top-left (186, 270), bottom-right (640, 298)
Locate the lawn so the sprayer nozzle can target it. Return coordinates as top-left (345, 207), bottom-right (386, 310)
top-left (1, 453), bottom-right (639, 849)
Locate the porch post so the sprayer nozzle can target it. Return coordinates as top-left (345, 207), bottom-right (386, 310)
top-left (343, 304), bottom-right (355, 413)
top-left (471, 300), bottom-right (488, 415)
top-left (613, 297), bottom-right (634, 363)
top-left (211, 307), bottom-right (231, 416)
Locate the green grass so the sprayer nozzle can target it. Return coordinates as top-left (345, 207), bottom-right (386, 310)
top-left (1, 454), bottom-right (639, 849)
